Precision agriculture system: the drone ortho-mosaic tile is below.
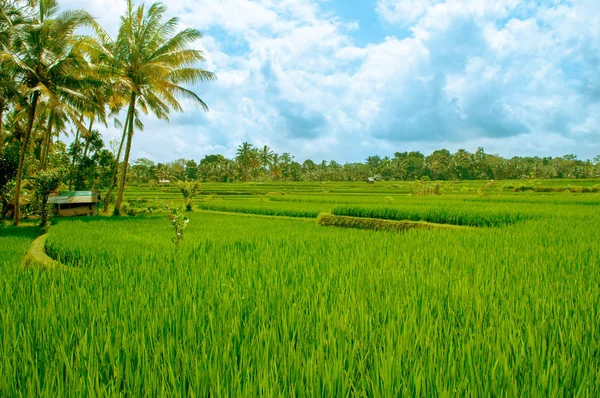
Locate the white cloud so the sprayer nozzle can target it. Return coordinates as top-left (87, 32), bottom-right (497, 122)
top-left (60, 0), bottom-right (600, 162)
top-left (376, 0), bottom-right (438, 26)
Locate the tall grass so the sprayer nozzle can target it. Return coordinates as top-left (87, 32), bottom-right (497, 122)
top-left (1, 183), bottom-right (599, 395)
top-left (332, 205), bottom-right (532, 227)
top-left (197, 201), bottom-right (322, 218)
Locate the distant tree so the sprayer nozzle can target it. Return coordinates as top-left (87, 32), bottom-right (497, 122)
top-left (185, 159), bottom-right (198, 180)
top-left (236, 142), bottom-right (260, 181)
top-left (365, 155), bottom-right (381, 175)
top-left (259, 145), bottom-right (274, 168)
top-left (453, 149), bottom-right (473, 180)
top-left (130, 158), bottom-right (156, 183)
top-left (199, 154), bottom-right (232, 182)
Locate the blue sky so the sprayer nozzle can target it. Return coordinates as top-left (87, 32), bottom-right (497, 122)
top-left (62, 0), bottom-right (600, 163)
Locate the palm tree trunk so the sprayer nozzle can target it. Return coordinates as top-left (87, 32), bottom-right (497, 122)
top-left (0, 101), bottom-right (5, 148)
top-left (104, 100), bottom-right (134, 213)
top-left (68, 130), bottom-right (80, 191)
top-left (41, 111), bottom-right (54, 171)
top-left (114, 96), bottom-right (136, 215)
top-left (14, 91), bottom-right (40, 226)
top-left (102, 121), bottom-right (128, 213)
top-left (68, 114), bottom-right (85, 190)
top-left (40, 193), bottom-right (49, 227)
top-left (83, 119), bottom-right (94, 159)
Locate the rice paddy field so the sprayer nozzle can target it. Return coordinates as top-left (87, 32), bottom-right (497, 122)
top-left (1, 179), bottom-right (599, 395)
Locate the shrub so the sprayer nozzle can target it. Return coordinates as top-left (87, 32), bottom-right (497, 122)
top-left (513, 185), bottom-right (535, 192)
top-left (178, 181), bottom-right (202, 211)
top-left (412, 177), bottom-right (441, 196)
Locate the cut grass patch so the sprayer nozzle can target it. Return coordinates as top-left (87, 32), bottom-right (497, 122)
top-left (21, 234), bottom-right (67, 270)
top-left (317, 213), bottom-right (462, 232)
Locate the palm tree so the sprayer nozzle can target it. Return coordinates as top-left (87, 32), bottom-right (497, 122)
top-left (109, 0), bottom-right (215, 215)
top-left (260, 145), bottom-right (274, 167)
top-left (0, 0), bottom-right (95, 224)
top-left (270, 153), bottom-right (283, 180)
top-left (0, 1), bottom-right (27, 148)
top-left (236, 142), bottom-right (256, 182)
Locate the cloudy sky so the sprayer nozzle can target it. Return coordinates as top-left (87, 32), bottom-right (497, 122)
top-left (62, 0), bottom-right (599, 163)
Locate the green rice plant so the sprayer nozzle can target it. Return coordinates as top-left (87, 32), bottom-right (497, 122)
top-left (1, 181), bottom-right (600, 396)
top-left (317, 213), bottom-right (459, 231)
top-left (332, 205), bottom-right (532, 227)
top-left (197, 201), bottom-right (321, 218)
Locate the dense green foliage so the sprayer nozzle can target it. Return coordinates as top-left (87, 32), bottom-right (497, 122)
top-left (1, 183), bottom-right (600, 395)
top-left (129, 147), bottom-right (600, 184)
top-left (0, 0), bottom-right (213, 223)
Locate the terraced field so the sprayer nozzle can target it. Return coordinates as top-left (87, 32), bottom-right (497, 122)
top-left (1, 180), bottom-right (599, 395)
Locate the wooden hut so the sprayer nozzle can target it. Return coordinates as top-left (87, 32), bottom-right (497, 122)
top-left (48, 191), bottom-right (100, 217)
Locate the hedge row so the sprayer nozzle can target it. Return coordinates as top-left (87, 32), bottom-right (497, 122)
top-left (513, 185), bottom-right (600, 193)
top-left (317, 213), bottom-right (458, 232)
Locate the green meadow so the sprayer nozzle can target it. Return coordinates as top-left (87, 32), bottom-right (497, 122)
top-left (1, 180), bottom-right (599, 395)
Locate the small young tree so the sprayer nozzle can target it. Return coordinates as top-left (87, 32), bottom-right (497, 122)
top-left (33, 168), bottom-right (64, 227)
top-left (178, 181), bottom-right (202, 211)
top-left (167, 207), bottom-right (188, 246)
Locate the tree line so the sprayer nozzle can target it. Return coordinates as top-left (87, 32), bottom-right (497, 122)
top-left (0, 0), bottom-right (214, 224)
top-left (128, 143), bottom-right (600, 183)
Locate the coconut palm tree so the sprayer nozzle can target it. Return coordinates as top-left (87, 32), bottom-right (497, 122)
top-left (0, 0), bottom-right (96, 224)
top-left (0, 0), bottom-right (27, 148)
top-left (108, 0), bottom-right (215, 215)
top-left (236, 142), bottom-right (259, 182)
top-left (260, 145), bottom-right (274, 167)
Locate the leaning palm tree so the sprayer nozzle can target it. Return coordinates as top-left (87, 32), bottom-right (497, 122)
top-left (0, 0), bottom-right (96, 225)
top-left (109, 0), bottom-right (215, 215)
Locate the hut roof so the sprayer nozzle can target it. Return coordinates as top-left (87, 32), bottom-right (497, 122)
top-left (48, 191), bottom-right (101, 205)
